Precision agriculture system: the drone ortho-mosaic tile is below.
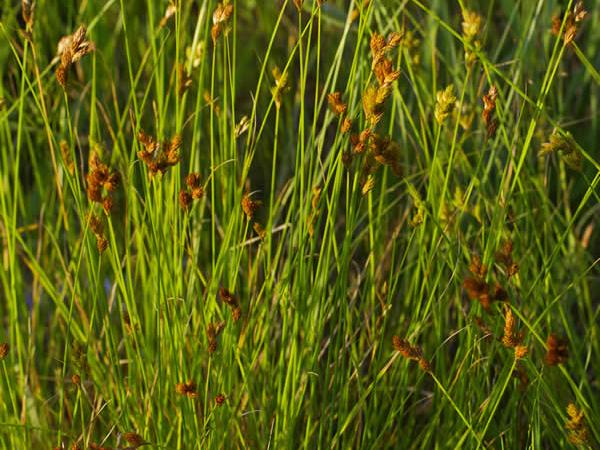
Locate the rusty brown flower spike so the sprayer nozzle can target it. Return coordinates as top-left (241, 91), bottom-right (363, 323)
top-left (137, 130), bottom-right (181, 177)
top-left (175, 380), bottom-right (199, 398)
top-left (545, 333), bottom-right (569, 366)
top-left (392, 336), bottom-right (431, 373)
top-left (86, 152), bottom-right (119, 214)
top-left (551, 1), bottom-right (587, 45)
top-left (327, 92), bottom-right (347, 117)
top-left (22, 0), bottom-right (35, 30)
top-left (56, 25), bottom-right (95, 88)
top-left (482, 86), bottom-right (498, 138)
top-left (185, 173), bottom-right (204, 199)
top-left (88, 213), bottom-right (109, 253)
top-left (0, 343), bottom-right (9, 360)
top-left (215, 393), bottom-right (226, 406)
top-left (501, 307), bottom-right (527, 358)
top-left (207, 321), bottom-right (226, 354)
top-left (219, 287), bottom-right (242, 321)
top-left (211, 2), bottom-right (234, 44)
top-left (241, 193), bottom-right (261, 220)
top-left (123, 432), bottom-right (146, 448)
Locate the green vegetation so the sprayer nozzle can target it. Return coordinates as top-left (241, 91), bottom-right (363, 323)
top-left (1, 0), bottom-right (599, 448)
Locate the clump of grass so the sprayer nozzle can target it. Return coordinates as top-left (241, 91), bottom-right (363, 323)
top-left (1, 0), bottom-right (599, 448)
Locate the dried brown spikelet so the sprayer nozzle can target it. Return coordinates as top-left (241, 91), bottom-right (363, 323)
top-left (0, 343), bottom-right (9, 359)
top-left (362, 85), bottom-right (385, 126)
top-left (545, 333), bottom-right (568, 366)
top-left (369, 134), bottom-right (402, 176)
top-left (501, 307), bottom-right (520, 348)
top-left (96, 235), bottom-right (108, 253)
top-left (219, 287), bottom-right (241, 320)
top-left (215, 393), bottom-right (226, 406)
top-left (552, 2), bottom-right (587, 45)
top-left (175, 380), bottom-right (198, 398)
top-left (253, 222), bottom-right (266, 240)
top-left (482, 86), bottom-right (498, 138)
top-left (22, 0), bottom-right (35, 30)
top-left (207, 321), bottom-right (225, 354)
top-left (351, 128), bottom-right (371, 154)
top-left (514, 345), bottom-right (528, 359)
top-left (373, 56), bottom-right (400, 87)
top-left (89, 444), bottom-right (113, 450)
top-left (341, 117), bottom-right (353, 134)
top-left (327, 92), bottom-right (347, 117)
top-left (55, 25), bottom-right (95, 88)
top-left (565, 403), bottom-right (590, 445)
top-left (179, 189), bottom-right (193, 210)
top-left (86, 152), bottom-right (119, 213)
top-left (102, 197), bottom-right (113, 215)
top-left (392, 336), bottom-right (430, 373)
top-left (89, 443), bottom-right (113, 450)
top-left (241, 194), bottom-right (261, 220)
top-left (123, 432), bottom-right (146, 448)
top-left (137, 130), bottom-right (182, 177)
top-left (71, 374), bottom-right (81, 386)
top-left (293, 0), bottom-right (303, 11)
top-left (182, 173), bottom-right (204, 202)
top-left (211, 2), bottom-right (234, 43)
top-left (463, 277), bottom-right (488, 304)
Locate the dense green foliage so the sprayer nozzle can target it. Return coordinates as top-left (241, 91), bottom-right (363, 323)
top-left (1, 0), bottom-right (599, 448)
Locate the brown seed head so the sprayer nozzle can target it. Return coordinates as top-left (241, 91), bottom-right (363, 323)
top-left (241, 194), bottom-right (261, 220)
top-left (175, 380), bottom-right (198, 398)
top-left (0, 343), bottom-right (9, 360)
top-left (327, 92), bottom-right (347, 117)
top-left (179, 189), bottom-right (193, 210)
top-left (215, 393), bottom-right (226, 406)
top-left (123, 432), bottom-right (145, 448)
top-left (545, 333), bottom-right (568, 366)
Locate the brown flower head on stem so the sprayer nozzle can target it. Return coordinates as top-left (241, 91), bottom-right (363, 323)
top-left (392, 336), bottom-right (431, 373)
top-left (207, 321), bottom-right (226, 354)
top-left (175, 380), bottom-right (198, 398)
top-left (241, 193), bottom-right (261, 220)
top-left (137, 130), bottom-right (181, 177)
top-left (211, 2), bottom-right (233, 44)
top-left (327, 92), bottom-right (347, 117)
top-left (215, 393), bottom-right (226, 406)
top-left (545, 333), bottom-right (568, 366)
top-left (55, 25), bottom-right (95, 88)
top-left (0, 343), bottom-right (9, 360)
top-left (122, 432), bottom-right (146, 448)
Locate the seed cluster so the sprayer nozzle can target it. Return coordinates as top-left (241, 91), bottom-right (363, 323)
top-left (55, 26), bottom-right (95, 88)
top-left (137, 130), bottom-right (182, 177)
